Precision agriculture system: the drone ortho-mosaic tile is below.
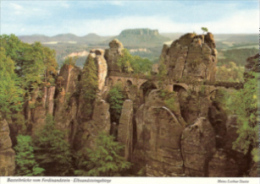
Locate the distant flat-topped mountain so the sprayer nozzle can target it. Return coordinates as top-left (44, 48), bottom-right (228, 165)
top-left (115, 28), bottom-right (171, 47)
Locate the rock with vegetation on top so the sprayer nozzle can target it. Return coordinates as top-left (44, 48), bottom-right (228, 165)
top-left (105, 39), bottom-right (124, 73)
top-left (160, 32), bottom-right (217, 82)
top-left (89, 49), bottom-right (108, 92)
top-left (28, 86), bottom-right (56, 134)
top-left (54, 64), bottom-right (81, 142)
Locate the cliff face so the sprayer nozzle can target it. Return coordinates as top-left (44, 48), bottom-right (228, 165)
top-left (134, 90), bottom-right (185, 176)
top-left (0, 117), bottom-right (15, 176)
top-left (25, 86), bottom-right (56, 134)
top-left (54, 64), bottom-right (81, 142)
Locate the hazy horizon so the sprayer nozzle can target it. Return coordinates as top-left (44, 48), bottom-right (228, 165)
top-left (16, 30), bottom-right (259, 37)
top-left (1, 0), bottom-right (259, 36)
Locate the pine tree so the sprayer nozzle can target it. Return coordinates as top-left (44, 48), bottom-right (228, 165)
top-left (0, 35), bottom-right (58, 95)
top-left (107, 85), bottom-right (125, 123)
top-left (158, 57), bottom-right (167, 82)
top-left (80, 55), bottom-right (98, 117)
top-left (42, 46), bottom-right (58, 85)
top-left (117, 48), bottom-right (152, 74)
top-left (228, 71), bottom-right (258, 162)
top-left (33, 115), bottom-right (72, 176)
top-left (75, 133), bottom-right (131, 176)
top-left (117, 49), bottom-right (133, 73)
top-left (0, 47), bottom-right (24, 118)
top-left (14, 135), bottom-right (44, 176)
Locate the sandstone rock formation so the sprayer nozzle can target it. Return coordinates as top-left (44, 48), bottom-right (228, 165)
top-left (176, 85), bottom-right (214, 125)
top-left (181, 117), bottom-right (216, 176)
top-left (54, 64), bottom-right (81, 142)
top-left (118, 100), bottom-right (134, 161)
top-left (104, 39), bottom-right (124, 73)
top-left (133, 90), bottom-right (185, 176)
top-left (5, 32), bottom-right (257, 177)
top-left (208, 102), bottom-right (227, 149)
top-left (74, 99), bottom-right (110, 150)
top-left (0, 117), bottom-right (15, 176)
top-left (208, 150), bottom-right (239, 177)
top-left (89, 49), bottom-right (108, 92)
top-left (26, 86), bottom-right (56, 134)
top-left (160, 32), bottom-right (217, 82)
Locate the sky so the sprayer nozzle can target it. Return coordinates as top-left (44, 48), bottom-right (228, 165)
top-left (0, 0), bottom-right (259, 36)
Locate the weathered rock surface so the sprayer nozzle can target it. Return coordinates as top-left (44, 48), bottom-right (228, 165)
top-left (89, 49), bottom-right (108, 92)
top-left (28, 86), bottom-right (56, 134)
top-left (0, 117), bottom-right (15, 176)
top-left (208, 150), bottom-right (239, 177)
top-left (54, 64), bottom-right (81, 142)
top-left (118, 100), bottom-right (133, 161)
top-left (208, 102), bottom-right (227, 149)
top-left (160, 32), bottom-right (217, 82)
top-left (133, 90), bottom-right (185, 176)
top-left (104, 39), bottom-right (124, 73)
top-left (74, 99), bottom-right (111, 150)
top-left (181, 117), bottom-right (216, 176)
top-left (176, 85), bottom-right (213, 125)
top-left (224, 115), bottom-right (250, 176)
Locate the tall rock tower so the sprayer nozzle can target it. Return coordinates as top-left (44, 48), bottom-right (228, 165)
top-left (160, 32), bottom-right (217, 82)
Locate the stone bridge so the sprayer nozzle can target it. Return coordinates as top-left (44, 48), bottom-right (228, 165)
top-left (105, 72), bottom-right (243, 94)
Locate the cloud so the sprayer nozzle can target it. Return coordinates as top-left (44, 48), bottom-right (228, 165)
top-left (108, 1), bottom-right (125, 6)
top-left (10, 3), bottom-right (23, 10)
top-left (65, 9), bottom-right (258, 36)
top-left (61, 2), bottom-right (70, 8)
top-left (1, 1), bottom-right (258, 36)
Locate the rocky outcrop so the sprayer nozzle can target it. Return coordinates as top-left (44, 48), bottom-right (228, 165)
top-left (118, 100), bottom-right (133, 161)
top-left (133, 90), bottom-right (185, 176)
top-left (54, 64), bottom-right (81, 142)
top-left (160, 32), bottom-right (217, 82)
top-left (208, 102), bottom-right (227, 149)
top-left (104, 39), bottom-right (124, 73)
top-left (181, 117), bottom-right (216, 176)
top-left (27, 86), bottom-right (56, 134)
top-left (74, 99), bottom-right (110, 150)
top-left (176, 85), bottom-right (214, 125)
top-left (89, 49), bottom-right (108, 92)
top-left (0, 117), bottom-right (15, 176)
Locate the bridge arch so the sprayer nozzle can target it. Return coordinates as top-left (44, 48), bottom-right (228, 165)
top-left (173, 83), bottom-right (188, 92)
top-left (140, 80), bottom-right (157, 97)
top-left (126, 79), bottom-right (133, 87)
top-left (116, 78), bottom-right (123, 86)
top-left (106, 77), bottom-right (114, 87)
